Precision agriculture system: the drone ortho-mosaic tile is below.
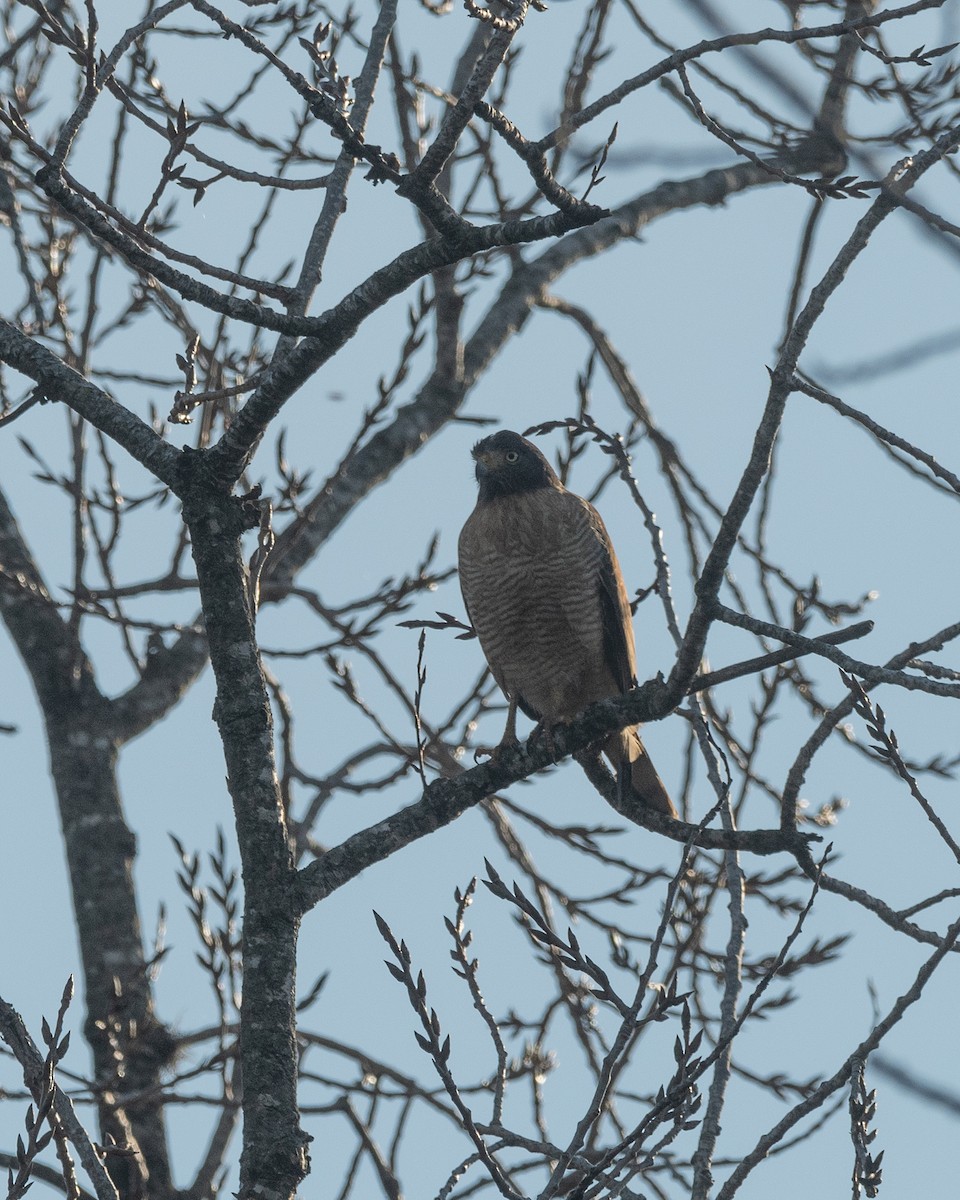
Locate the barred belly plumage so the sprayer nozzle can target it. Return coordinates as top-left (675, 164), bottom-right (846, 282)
top-left (459, 490), bottom-right (609, 722)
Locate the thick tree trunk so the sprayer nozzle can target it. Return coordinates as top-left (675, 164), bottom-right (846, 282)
top-left (1, 487), bottom-right (173, 1198)
top-left (48, 724), bottom-right (174, 1199)
top-left (182, 478), bottom-right (309, 1200)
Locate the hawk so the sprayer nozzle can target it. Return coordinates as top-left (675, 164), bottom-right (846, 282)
top-left (458, 429), bottom-right (675, 817)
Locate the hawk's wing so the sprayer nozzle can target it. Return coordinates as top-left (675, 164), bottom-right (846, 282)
top-left (583, 501), bottom-right (639, 698)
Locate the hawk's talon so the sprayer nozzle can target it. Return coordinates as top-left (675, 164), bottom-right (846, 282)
top-left (530, 720), bottom-right (563, 756)
top-left (473, 735), bottom-right (519, 765)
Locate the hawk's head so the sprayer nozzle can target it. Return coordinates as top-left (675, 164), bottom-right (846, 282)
top-left (471, 431), bottom-right (561, 502)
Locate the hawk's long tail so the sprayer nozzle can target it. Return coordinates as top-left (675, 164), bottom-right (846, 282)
top-left (604, 728), bottom-right (677, 818)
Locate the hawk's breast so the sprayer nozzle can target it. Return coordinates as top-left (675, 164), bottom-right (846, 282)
top-left (458, 488), bottom-right (613, 723)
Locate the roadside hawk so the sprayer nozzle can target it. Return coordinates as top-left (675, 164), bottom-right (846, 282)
top-left (458, 429), bottom-right (675, 817)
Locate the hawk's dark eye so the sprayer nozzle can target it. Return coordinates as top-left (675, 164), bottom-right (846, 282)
top-left (505, 450), bottom-right (519, 463)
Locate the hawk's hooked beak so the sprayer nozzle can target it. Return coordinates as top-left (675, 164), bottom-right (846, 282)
top-left (472, 448), bottom-right (495, 479)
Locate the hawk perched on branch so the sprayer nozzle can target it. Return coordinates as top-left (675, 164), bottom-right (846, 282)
top-left (458, 430), bottom-right (675, 817)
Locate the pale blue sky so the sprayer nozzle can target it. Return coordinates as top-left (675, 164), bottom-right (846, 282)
top-left (2, 2), bottom-right (960, 1196)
